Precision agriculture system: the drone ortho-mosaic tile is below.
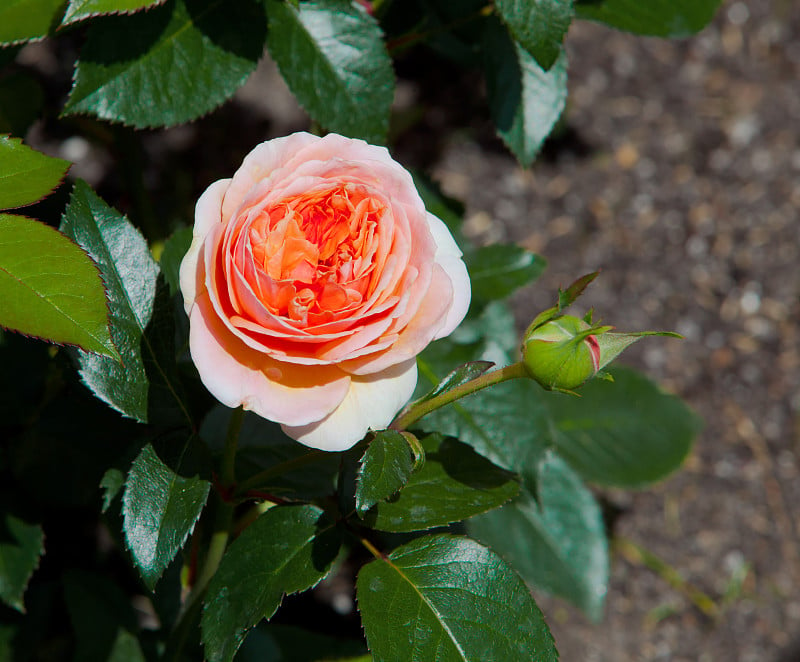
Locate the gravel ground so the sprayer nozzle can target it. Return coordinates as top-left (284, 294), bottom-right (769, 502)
top-left (429, 1), bottom-right (800, 659)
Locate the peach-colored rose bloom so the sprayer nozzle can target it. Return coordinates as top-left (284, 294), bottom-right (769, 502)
top-left (180, 132), bottom-right (470, 451)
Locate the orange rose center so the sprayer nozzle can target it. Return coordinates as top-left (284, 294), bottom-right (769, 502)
top-left (246, 183), bottom-right (385, 324)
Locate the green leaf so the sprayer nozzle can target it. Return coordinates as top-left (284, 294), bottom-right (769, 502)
top-left (362, 433), bottom-right (519, 533)
top-left (468, 451), bottom-right (608, 620)
top-left (416, 368), bottom-right (552, 475)
top-left (63, 570), bottom-right (146, 662)
top-left (122, 442), bottom-right (210, 590)
top-left (0, 514), bottom-right (44, 612)
top-left (0, 214), bottom-right (119, 358)
top-left (543, 367), bottom-right (700, 487)
top-left (62, 0), bottom-right (166, 25)
top-left (466, 243), bottom-right (546, 304)
top-left (0, 135), bottom-right (70, 210)
top-left (357, 533), bottom-right (558, 662)
top-left (495, 0), bottom-right (574, 70)
top-left (63, 0), bottom-right (267, 128)
top-left (60, 180), bottom-right (160, 422)
top-left (266, 0), bottom-right (394, 144)
top-left (0, 0), bottom-right (65, 44)
top-left (201, 504), bottom-right (341, 662)
top-left (575, 0), bottom-right (722, 37)
top-left (355, 430), bottom-right (415, 516)
top-left (416, 360), bottom-right (495, 404)
top-left (100, 468), bottom-right (125, 513)
top-left (484, 19), bottom-right (568, 167)
top-left (158, 225), bottom-right (192, 296)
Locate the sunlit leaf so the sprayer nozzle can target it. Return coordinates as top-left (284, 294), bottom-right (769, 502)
top-left (266, 0), bottom-right (394, 143)
top-left (60, 181), bottom-right (160, 422)
top-left (0, 136), bottom-right (70, 210)
top-left (484, 19), bottom-right (568, 167)
top-left (355, 430), bottom-right (415, 516)
top-left (62, 0), bottom-right (166, 25)
top-left (362, 433), bottom-right (519, 532)
top-left (495, 0), bottom-right (573, 70)
top-left (0, 214), bottom-right (118, 359)
top-left (0, 0), bottom-right (65, 44)
top-left (122, 442), bottom-right (210, 590)
top-left (63, 0), bottom-right (267, 127)
top-left (357, 534), bottom-right (558, 661)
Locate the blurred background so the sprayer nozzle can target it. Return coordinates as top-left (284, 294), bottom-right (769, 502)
top-left (8, 0), bottom-right (799, 659)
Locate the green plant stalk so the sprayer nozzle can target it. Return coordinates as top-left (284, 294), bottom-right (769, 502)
top-left (391, 361), bottom-right (530, 431)
top-left (614, 537), bottom-right (719, 618)
top-left (167, 408), bottom-right (242, 659)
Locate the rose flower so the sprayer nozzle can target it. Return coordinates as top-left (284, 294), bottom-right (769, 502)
top-left (180, 132), bottom-right (470, 451)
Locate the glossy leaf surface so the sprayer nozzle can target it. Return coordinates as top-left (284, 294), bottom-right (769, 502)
top-left (357, 534), bottom-right (558, 661)
top-left (496, 0), bottom-right (573, 70)
top-left (63, 0), bottom-right (267, 127)
top-left (468, 451), bottom-right (608, 620)
top-left (0, 136), bottom-right (70, 210)
top-left (202, 504), bottom-right (341, 662)
top-left (267, 0), bottom-right (394, 143)
top-left (355, 430), bottom-right (415, 516)
top-left (122, 442), bottom-right (210, 590)
top-left (62, 0), bottom-right (166, 25)
top-left (362, 433), bottom-right (519, 532)
top-left (60, 181), bottom-right (159, 422)
top-left (0, 214), bottom-right (118, 358)
top-left (484, 20), bottom-right (568, 167)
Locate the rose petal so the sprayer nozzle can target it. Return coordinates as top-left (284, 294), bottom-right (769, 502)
top-left (426, 212), bottom-right (471, 339)
top-left (180, 178), bottom-right (230, 313)
top-left (190, 292), bottom-right (350, 426)
top-left (282, 359), bottom-right (418, 451)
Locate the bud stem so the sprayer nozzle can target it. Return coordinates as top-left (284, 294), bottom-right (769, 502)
top-left (391, 361), bottom-right (530, 431)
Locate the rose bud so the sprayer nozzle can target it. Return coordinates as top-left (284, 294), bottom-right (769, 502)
top-left (522, 315), bottom-right (607, 391)
top-left (522, 311), bottom-right (681, 393)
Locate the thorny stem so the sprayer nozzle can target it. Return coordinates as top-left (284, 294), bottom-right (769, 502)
top-left (390, 361), bottom-right (530, 431)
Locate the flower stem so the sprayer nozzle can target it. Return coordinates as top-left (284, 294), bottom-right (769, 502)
top-left (166, 408), bottom-right (243, 660)
top-left (391, 361), bottom-right (530, 431)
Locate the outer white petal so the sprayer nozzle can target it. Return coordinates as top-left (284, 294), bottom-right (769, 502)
top-left (282, 359), bottom-right (418, 451)
top-left (426, 212), bottom-right (471, 339)
top-left (189, 294), bottom-right (351, 426)
top-left (179, 178), bottom-right (230, 314)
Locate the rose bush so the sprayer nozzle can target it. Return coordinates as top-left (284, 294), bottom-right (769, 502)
top-left (179, 132), bottom-right (470, 451)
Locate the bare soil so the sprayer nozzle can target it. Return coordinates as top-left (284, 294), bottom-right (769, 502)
top-left (427, 1), bottom-right (800, 659)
